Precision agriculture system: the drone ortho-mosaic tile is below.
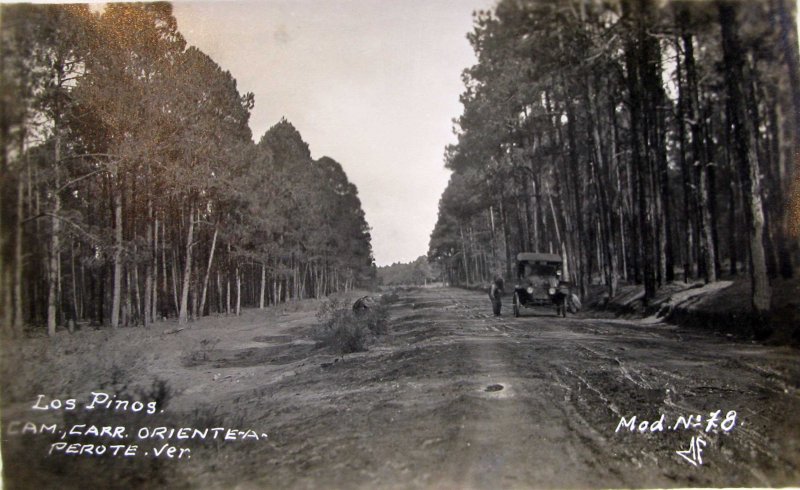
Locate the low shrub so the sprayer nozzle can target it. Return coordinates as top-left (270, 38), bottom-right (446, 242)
top-left (316, 306), bottom-right (367, 354)
top-left (327, 320), bottom-right (367, 354)
top-left (357, 304), bottom-right (389, 335)
top-left (314, 298), bottom-right (390, 354)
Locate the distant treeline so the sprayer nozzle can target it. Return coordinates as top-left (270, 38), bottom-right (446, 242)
top-left (0, 3), bottom-right (375, 337)
top-left (429, 0), bottom-right (799, 312)
top-left (377, 256), bottom-right (439, 286)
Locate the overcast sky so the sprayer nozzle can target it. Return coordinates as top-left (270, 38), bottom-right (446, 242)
top-left (171, 0), bottom-right (494, 266)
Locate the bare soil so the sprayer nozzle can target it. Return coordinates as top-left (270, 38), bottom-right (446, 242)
top-left (2, 287), bottom-right (799, 488)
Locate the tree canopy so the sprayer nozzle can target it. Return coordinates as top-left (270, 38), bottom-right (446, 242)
top-left (429, 0), bottom-right (799, 312)
top-left (0, 3), bottom-right (375, 336)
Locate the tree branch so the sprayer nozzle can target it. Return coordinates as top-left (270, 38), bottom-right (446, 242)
top-left (58, 153), bottom-right (116, 165)
top-left (22, 212), bottom-right (101, 243)
top-left (56, 168), bottom-right (109, 193)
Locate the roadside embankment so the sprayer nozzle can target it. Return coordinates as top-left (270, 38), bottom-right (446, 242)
top-left (593, 276), bottom-right (800, 347)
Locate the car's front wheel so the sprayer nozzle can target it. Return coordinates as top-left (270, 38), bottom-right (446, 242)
top-left (513, 293), bottom-right (520, 318)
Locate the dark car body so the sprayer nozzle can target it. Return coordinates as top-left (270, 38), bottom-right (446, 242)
top-left (512, 252), bottom-right (573, 317)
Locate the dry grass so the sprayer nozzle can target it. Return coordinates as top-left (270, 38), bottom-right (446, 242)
top-left (0, 290), bottom-right (389, 488)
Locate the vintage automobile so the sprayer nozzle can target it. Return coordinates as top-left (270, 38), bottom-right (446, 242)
top-left (512, 252), bottom-right (574, 317)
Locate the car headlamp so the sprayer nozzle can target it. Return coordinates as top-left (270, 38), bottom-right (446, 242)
top-left (526, 286), bottom-right (534, 294)
top-left (548, 287), bottom-right (556, 295)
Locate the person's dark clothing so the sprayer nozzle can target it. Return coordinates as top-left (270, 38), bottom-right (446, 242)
top-left (489, 277), bottom-right (504, 316)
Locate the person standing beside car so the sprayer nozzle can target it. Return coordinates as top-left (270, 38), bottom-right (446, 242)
top-left (489, 276), bottom-right (504, 316)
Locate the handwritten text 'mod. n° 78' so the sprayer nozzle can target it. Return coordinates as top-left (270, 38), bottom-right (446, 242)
top-left (615, 410), bottom-right (738, 434)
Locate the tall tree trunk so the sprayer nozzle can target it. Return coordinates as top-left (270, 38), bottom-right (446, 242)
top-left (13, 170), bottom-right (24, 334)
top-left (498, 196), bottom-right (513, 281)
top-left (151, 217), bottom-right (159, 322)
top-left (198, 225), bottom-right (218, 317)
top-left (133, 259), bottom-right (141, 324)
top-left (79, 254), bottom-right (85, 321)
top-left (610, 98), bottom-right (629, 282)
top-left (47, 135), bottom-right (62, 336)
top-left (216, 271), bottom-right (223, 314)
top-left (190, 267), bottom-right (198, 320)
top-left (144, 202), bottom-right (153, 327)
top-left (623, 0), bottom-right (657, 301)
top-left (0, 173), bottom-right (8, 334)
top-left (655, 86), bottom-right (673, 284)
top-left (547, 194), bottom-right (562, 257)
top-left (719, 1), bottom-right (771, 312)
top-left (70, 242), bottom-right (78, 328)
top-left (178, 208), bottom-right (194, 325)
top-left (766, 90), bottom-right (793, 278)
top-left (488, 206), bottom-right (499, 275)
top-left (565, 98), bottom-right (589, 297)
top-left (705, 113), bottom-right (722, 278)
top-left (259, 262), bottom-right (266, 308)
top-left (586, 82), bottom-right (619, 297)
top-left (683, 27), bottom-right (717, 283)
top-left (162, 221), bottom-right (169, 318)
top-left (530, 177), bottom-right (540, 252)
top-left (171, 248), bottom-right (179, 316)
top-left (675, 23), bottom-right (696, 281)
top-left (459, 223), bottom-right (470, 284)
top-left (272, 262), bottom-right (278, 305)
top-left (235, 266), bottom-right (242, 315)
top-left (226, 276), bottom-right (231, 314)
top-left (110, 170), bottom-right (123, 329)
top-left (124, 267), bottom-right (132, 326)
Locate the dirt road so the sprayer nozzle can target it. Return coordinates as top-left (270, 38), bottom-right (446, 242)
top-left (3, 287), bottom-right (799, 488)
top-left (180, 287), bottom-right (799, 488)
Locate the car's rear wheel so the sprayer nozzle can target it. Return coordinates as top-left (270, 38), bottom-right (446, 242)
top-left (560, 297), bottom-right (567, 317)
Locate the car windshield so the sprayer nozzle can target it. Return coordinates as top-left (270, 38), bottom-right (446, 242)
top-left (519, 262), bottom-right (560, 278)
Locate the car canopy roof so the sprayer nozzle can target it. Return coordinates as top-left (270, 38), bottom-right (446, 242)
top-left (516, 252), bottom-right (562, 263)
